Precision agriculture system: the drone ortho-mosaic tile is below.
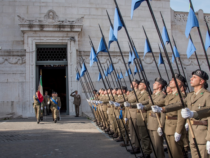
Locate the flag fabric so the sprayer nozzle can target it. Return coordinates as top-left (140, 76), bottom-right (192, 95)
top-left (185, 8), bottom-right (199, 38)
top-left (162, 26), bottom-right (169, 46)
top-left (109, 64), bottom-right (114, 74)
top-left (131, 51), bottom-right (136, 65)
top-left (172, 46), bottom-right (180, 63)
top-left (120, 72), bottom-right (124, 79)
top-left (89, 47), bottom-right (97, 67)
top-left (125, 71), bottom-right (128, 77)
top-left (128, 52), bottom-right (132, 65)
top-left (186, 39), bottom-right (196, 58)
top-left (97, 38), bottom-right (108, 54)
top-left (158, 53), bottom-right (164, 66)
top-left (37, 75), bottom-right (44, 103)
top-left (117, 73), bottom-right (121, 80)
top-left (108, 26), bottom-right (117, 49)
top-left (125, 68), bottom-right (132, 77)
top-left (104, 69), bottom-right (108, 77)
top-left (98, 72), bottom-right (102, 81)
top-left (76, 72), bottom-right (80, 81)
top-left (114, 8), bottom-right (123, 40)
top-left (205, 31), bottom-right (210, 51)
top-left (144, 39), bottom-right (152, 58)
top-left (80, 63), bottom-right (87, 77)
top-left (131, 0), bottom-right (145, 19)
top-left (107, 66), bottom-right (110, 75)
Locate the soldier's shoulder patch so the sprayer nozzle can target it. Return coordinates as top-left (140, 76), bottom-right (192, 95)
top-left (201, 92), bottom-right (204, 95)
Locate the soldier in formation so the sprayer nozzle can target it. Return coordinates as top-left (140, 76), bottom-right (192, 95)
top-left (87, 69), bottom-right (210, 158)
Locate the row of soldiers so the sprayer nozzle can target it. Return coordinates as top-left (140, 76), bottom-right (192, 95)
top-left (87, 69), bottom-right (210, 158)
top-left (33, 91), bottom-right (61, 124)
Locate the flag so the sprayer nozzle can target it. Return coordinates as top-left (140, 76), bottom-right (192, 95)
top-left (125, 71), bottom-right (128, 77)
top-left (125, 68), bottom-right (132, 77)
top-left (143, 39), bottom-right (152, 58)
top-left (162, 26), bottom-right (169, 46)
top-left (104, 69), bottom-right (108, 77)
top-left (128, 52), bottom-right (132, 65)
top-left (158, 53), bottom-right (164, 66)
top-left (114, 8), bottom-right (123, 40)
top-left (120, 72), bottom-right (124, 79)
top-left (97, 37), bottom-right (108, 54)
top-left (37, 75), bottom-right (44, 103)
top-left (131, 51), bottom-right (136, 65)
top-left (80, 63), bottom-right (87, 77)
top-left (205, 31), bottom-right (210, 51)
top-left (109, 64), bottom-right (114, 74)
top-left (185, 8), bottom-right (199, 38)
top-left (98, 72), bottom-right (102, 81)
top-left (107, 66), bottom-right (110, 75)
top-left (131, 0), bottom-right (145, 19)
top-left (108, 26), bottom-right (117, 49)
top-left (172, 46), bottom-right (180, 63)
top-left (186, 39), bottom-right (196, 58)
top-left (76, 72), bottom-right (80, 81)
top-left (117, 73), bottom-right (121, 80)
top-left (89, 47), bottom-right (97, 67)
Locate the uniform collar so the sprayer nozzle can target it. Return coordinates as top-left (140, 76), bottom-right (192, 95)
top-left (194, 88), bottom-right (203, 95)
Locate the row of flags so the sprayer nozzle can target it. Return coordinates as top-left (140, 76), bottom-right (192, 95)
top-left (76, 0), bottom-right (210, 82)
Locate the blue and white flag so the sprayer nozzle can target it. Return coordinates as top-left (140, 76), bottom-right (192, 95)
top-left (76, 72), bottom-right (80, 81)
top-left (162, 26), bottom-right (169, 46)
top-left (109, 64), bottom-right (114, 74)
top-left (158, 53), bottom-right (164, 66)
top-left (205, 31), bottom-right (210, 51)
top-left (114, 8), bottom-right (123, 40)
top-left (144, 39), bottom-right (152, 58)
top-left (108, 26), bottom-right (117, 49)
top-left (186, 39), bottom-right (196, 58)
top-left (98, 72), bottom-right (102, 81)
top-left (97, 38), bottom-right (108, 55)
top-left (128, 52), bottom-right (132, 65)
top-left (172, 46), bottom-right (180, 63)
top-left (185, 8), bottom-right (199, 38)
top-left (89, 47), bottom-right (97, 67)
top-left (80, 63), bottom-right (87, 77)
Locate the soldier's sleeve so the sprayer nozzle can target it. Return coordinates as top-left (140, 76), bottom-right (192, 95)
top-left (164, 97), bottom-right (187, 113)
top-left (141, 99), bottom-right (149, 105)
top-left (193, 107), bottom-right (210, 119)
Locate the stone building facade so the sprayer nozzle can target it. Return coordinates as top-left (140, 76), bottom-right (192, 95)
top-left (0, 0), bottom-right (209, 117)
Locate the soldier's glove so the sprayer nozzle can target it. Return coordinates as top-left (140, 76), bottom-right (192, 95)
top-left (47, 101), bottom-right (50, 104)
top-left (109, 101), bottom-right (114, 105)
top-left (206, 141), bottom-right (210, 154)
top-left (157, 127), bottom-right (163, 136)
top-left (124, 102), bottom-right (130, 107)
top-left (137, 103), bottom-right (144, 110)
top-left (124, 118), bottom-right (128, 122)
top-left (114, 102), bottom-right (120, 107)
top-left (181, 108), bottom-right (194, 119)
top-left (174, 132), bottom-right (181, 142)
top-left (185, 123), bottom-right (189, 131)
top-left (152, 105), bottom-right (162, 113)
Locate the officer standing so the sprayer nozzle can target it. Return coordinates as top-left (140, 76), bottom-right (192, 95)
top-left (70, 90), bottom-right (81, 117)
top-left (55, 92), bottom-right (61, 121)
top-left (50, 92), bottom-right (58, 123)
top-left (33, 91), bottom-right (41, 124)
top-left (44, 91), bottom-right (50, 115)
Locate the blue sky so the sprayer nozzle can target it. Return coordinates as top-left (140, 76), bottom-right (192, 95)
top-left (170, 0), bottom-right (210, 13)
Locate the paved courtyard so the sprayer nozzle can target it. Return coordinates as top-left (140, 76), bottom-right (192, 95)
top-left (0, 116), bottom-right (136, 158)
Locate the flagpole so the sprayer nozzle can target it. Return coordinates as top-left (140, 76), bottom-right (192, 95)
top-left (113, 0), bottom-right (175, 157)
top-left (189, 0), bottom-right (210, 72)
top-left (160, 12), bottom-right (181, 74)
top-left (120, 68), bottom-right (127, 87)
top-left (189, 34), bottom-right (202, 70)
top-left (106, 62), bottom-right (116, 87)
top-left (142, 26), bottom-right (161, 77)
top-left (204, 17), bottom-right (210, 34)
top-left (158, 44), bottom-right (170, 82)
top-left (130, 38), bottom-right (152, 93)
top-left (103, 65), bottom-right (112, 88)
top-left (101, 11), bottom-right (160, 155)
top-left (172, 37), bottom-right (190, 92)
top-left (98, 24), bottom-right (146, 157)
top-left (144, 0), bottom-right (201, 157)
top-left (89, 37), bottom-right (131, 151)
top-left (128, 42), bottom-right (142, 80)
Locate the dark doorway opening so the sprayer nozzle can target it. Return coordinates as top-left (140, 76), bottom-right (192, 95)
top-left (41, 66), bottom-right (67, 113)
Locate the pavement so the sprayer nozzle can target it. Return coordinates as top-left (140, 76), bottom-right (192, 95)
top-left (0, 115), bottom-right (136, 158)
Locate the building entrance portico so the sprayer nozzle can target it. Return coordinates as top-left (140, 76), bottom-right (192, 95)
top-left (18, 10), bottom-right (83, 117)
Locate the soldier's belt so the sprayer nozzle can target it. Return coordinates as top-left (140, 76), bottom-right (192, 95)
top-left (137, 110), bottom-right (146, 113)
top-left (107, 106), bottom-right (111, 108)
top-left (149, 112), bottom-right (160, 118)
top-left (166, 116), bottom-right (177, 120)
top-left (191, 120), bottom-right (208, 126)
top-left (129, 107), bottom-right (136, 109)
